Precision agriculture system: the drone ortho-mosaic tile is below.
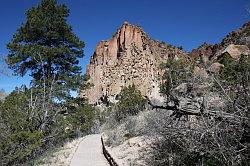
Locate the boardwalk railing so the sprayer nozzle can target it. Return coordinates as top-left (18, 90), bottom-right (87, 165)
top-left (101, 137), bottom-right (119, 166)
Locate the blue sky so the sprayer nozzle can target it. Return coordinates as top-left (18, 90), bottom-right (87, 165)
top-left (0, 0), bottom-right (249, 93)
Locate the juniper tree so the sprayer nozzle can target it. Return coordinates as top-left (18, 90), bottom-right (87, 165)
top-left (115, 85), bottom-right (146, 121)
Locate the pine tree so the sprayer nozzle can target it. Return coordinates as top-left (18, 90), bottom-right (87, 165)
top-left (7, 0), bottom-right (84, 99)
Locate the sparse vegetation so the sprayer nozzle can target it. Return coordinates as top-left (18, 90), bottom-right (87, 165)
top-left (101, 52), bottom-right (249, 165)
top-left (115, 84), bottom-right (146, 122)
top-left (102, 85), bottom-right (147, 147)
top-left (143, 56), bottom-right (249, 166)
top-left (160, 57), bottom-right (194, 97)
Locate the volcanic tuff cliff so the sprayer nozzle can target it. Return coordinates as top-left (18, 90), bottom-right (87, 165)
top-left (83, 22), bottom-right (186, 104)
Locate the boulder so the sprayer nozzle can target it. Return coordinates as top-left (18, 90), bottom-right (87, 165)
top-left (194, 66), bottom-right (209, 79)
top-left (208, 62), bottom-right (224, 73)
top-left (222, 44), bottom-right (250, 59)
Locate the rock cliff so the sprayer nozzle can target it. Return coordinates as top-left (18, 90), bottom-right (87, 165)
top-left (83, 22), bottom-right (186, 104)
top-left (189, 21), bottom-right (250, 61)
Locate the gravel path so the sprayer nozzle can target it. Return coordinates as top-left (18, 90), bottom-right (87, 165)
top-left (70, 134), bottom-right (109, 166)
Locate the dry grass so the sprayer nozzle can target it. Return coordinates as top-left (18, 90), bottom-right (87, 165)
top-left (32, 138), bottom-right (83, 166)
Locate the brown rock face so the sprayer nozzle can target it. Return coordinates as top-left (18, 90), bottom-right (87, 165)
top-left (189, 43), bottom-right (221, 63)
top-left (222, 44), bottom-right (250, 59)
top-left (83, 22), bottom-right (186, 104)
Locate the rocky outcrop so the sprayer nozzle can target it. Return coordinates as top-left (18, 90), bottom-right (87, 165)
top-left (222, 44), bottom-right (250, 59)
top-left (221, 22), bottom-right (250, 48)
top-left (82, 22), bottom-right (186, 104)
top-left (189, 43), bottom-right (221, 64)
top-left (208, 62), bottom-right (224, 73)
top-left (190, 22), bottom-right (250, 62)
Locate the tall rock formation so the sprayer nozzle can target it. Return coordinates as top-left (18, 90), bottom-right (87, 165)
top-left (83, 22), bottom-right (186, 104)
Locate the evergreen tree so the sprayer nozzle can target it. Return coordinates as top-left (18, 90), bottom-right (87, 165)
top-left (115, 85), bottom-right (146, 121)
top-left (0, 86), bottom-right (44, 165)
top-left (7, 0), bottom-right (84, 99)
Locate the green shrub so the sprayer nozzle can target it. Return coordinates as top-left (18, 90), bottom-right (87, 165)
top-left (0, 86), bottom-right (45, 165)
top-left (115, 84), bottom-right (146, 122)
top-left (65, 97), bottom-right (95, 138)
top-left (219, 53), bottom-right (250, 86)
top-left (0, 86), bottom-right (96, 165)
top-left (160, 57), bottom-right (194, 97)
top-left (218, 53), bottom-right (250, 112)
top-left (0, 131), bottom-right (43, 165)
